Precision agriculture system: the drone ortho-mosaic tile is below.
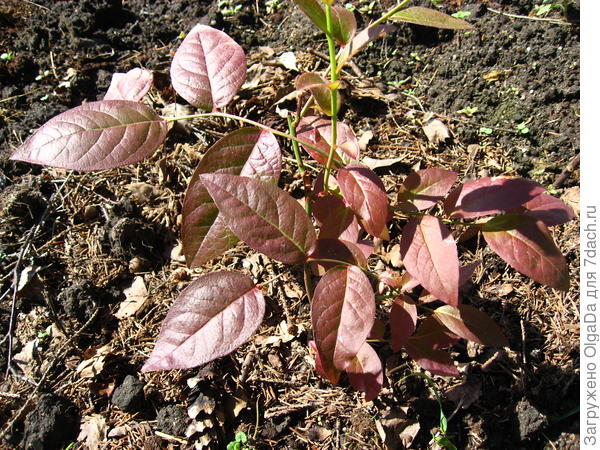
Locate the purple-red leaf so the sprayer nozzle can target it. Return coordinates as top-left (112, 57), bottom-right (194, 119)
top-left (413, 316), bottom-right (460, 350)
top-left (346, 342), bottom-right (383, 401)
top-left (390, 295), bottom-right (417, 352)
top-left (390, 6), bottom-right (474, 30)
top-left (308, 238), bottom-right (368, 272)
top-left (404, 339), bottom-right (459, 377)
top-left (445, 177), bottom-right (546, 219)
top-left (482, 214), bottom-right (569, 290)
top-left (295, 72), bottom-right (339, 116)
top-left (337, 164), bottom-right (389, 239)
top-left (171, 24), bottom-right (246, 110)
top-left (104, 68), bottom-right (153, 101)
top-left (291, 1), bottom-right (356, 45)
top-left (199, 173), bottom-right (316, 264)
top-left (400, 215), bottom-right (459, 306)
top-left (10, 100), bottom-right (167, 171)
top-left (311, 266), bottom-right (375, 372)
top-left (309, 340), bottom-right (340, 384)
top-left (397, 168), bottom-right (457, 210)
top-left (297, 116), bottom-right (360, 167)
top-left (433, 304), bottom-right (508, 347)
top-left (337, 24), bottom-right (396, 72)
top-left (182, 128), bottom-right (281, 268)
top-left (520, 193), bottom-right (575, 227)
top-left (312, 194), bottom-right (357, 240)
top-left (142, 271), bottom-right (264, 371)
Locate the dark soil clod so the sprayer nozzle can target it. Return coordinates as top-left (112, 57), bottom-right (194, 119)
top-left (21, 394), bottom-right (79, 450)
top-left (111, 374), bottom-right (146, 412)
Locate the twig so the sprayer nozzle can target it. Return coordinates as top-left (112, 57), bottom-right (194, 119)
top-left (23, 0), bottom-right (50, 11)
top-left (554, 153), bottom-right (580, 188)
top-left (0, 309), bottom-right (99, 440)
top-left (4, 173), bottom-right (72, 377)
top-left (487, 8), bottom-right (572, 26)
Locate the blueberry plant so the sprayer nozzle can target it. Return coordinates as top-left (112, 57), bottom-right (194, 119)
top-left (10, 0), bottom-right (573, 402)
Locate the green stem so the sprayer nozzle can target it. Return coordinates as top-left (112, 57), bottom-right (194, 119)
top-left (286, 115), bottom-right (305, 174)
top-left (323, 2), bottom-right (339, 192)
top-left (370, 0), bottom-right (412, 28)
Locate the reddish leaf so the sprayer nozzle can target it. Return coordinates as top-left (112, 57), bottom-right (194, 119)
top-left (291, 1), bottom-right (356, 45)
top-left (331, 5), bottom-right (358, 44)
top-left (171, 24), bottom-right (246, 110)
top-left (400, 215), bottom-right (459, 306)
top-left (483, 214), bottom-right (569, 290)
top-left (404, 339), bottom-right (459, 377)
top-left (182, 128), bottom-right (281, 268)
top-left (295, 72), bottom-right (339, 116)
top-left (297, 116), bottom-right (360, 167)
top-left (346, 343), bottom-right (383, 401)
top-left (445, 177), bottom-right (546, 219)
top-left (368, 318), bottom-right (386, 341)
top-left (390, 295), bottom-right (417, 351)
top-left (520, 193), bottom-right (575, 227)
top-left (10, 100), bottom-right (167, 171)
top-left (311, 266), bottom-right (375, 371)
top-left (337, 24), bottom-right (396, 72)
top-left (390, 6), bottom-right (474, 30)
top-left (308, 238), bottom-right (368, 272)
top-left (309, 340), bottom-right (340, 383)
top-left (459, 261), bottom-right (480, 287)
top-left (413, 316), bottom-right (460, 350)
top-left (377, 269), bottom-right (403, 293)
top-left (419, 262), bottom-right (480, 303)
top-left (104, 68), bottom-right (153, 101)
top-left (401, 272), bottom-right (421, 292)
top-left (312, 194), bottom-right (357, 240)
top-left (199, 174), bottom-right (316, 264)
top-left (397, 168), bottom-right (457, 210)
top-left (433, 304), bottom-right (508, 347)
top-left (337, 164), bottom-right (389, 239)
top-left (142, 271), bottom-right (264, 371)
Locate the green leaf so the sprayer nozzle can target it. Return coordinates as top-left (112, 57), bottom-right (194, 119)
top-left (390, 6), bottom-right (474, 30)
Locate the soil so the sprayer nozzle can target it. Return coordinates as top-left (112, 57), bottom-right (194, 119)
top-left (0, 0), bottom-right (580, 449)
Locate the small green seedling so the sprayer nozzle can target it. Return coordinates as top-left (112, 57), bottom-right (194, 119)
top-left (533, 0), bottom-right (566, 16)
top-left (227, 432), bottom-right (249, 450)
top-left (1, 52), bottom-right (14, 62)
top-left (516, 122), bottom-right (530, 135)
top-left (451, 11), bottom-right (471, 19)
top-left (479, 126), bottom-right (493, 135)
top-left (457, 106), bottom-right (478, 117)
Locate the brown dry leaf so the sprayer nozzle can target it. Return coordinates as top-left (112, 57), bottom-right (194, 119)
top-left (358, 130), bottom-right (374, 151)
top-left (361, 156), bottom-right (404, 170)
top-left (170, 243), bottom-right (186, 263)
top-left (231, 390), bottom-right (249, 417)
top-left (383, 244), bottom-right (403, 268)
top-left (562, 186), bottom-right (580, 217)
top-left (446, 377), bottom-right (482, 409)
top-left (188, 393), bottom-right (216, 419)
top-left (185, 419), bottom-right (213, 438)
top-left (283, 283), bottom-right (303, 299)
top-left (13, 338), bottom-right (40, 378)
top-left (399, 421), bottom-right (420, 448)
top-left (77, 415), bottom-right (108, 450)
top-left (115, 276), bottom-right (149, 319)
top-left (308, 425), bottom-right (333, 442)
top-left (422, 118), bottom-right (450, 145)
top-left (76, 345), bottom-right (110, 378)
top-left (127, 182), bottom-right (156, 204)
top-left (484, 283), bottom-right (514, 297)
